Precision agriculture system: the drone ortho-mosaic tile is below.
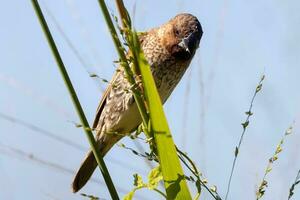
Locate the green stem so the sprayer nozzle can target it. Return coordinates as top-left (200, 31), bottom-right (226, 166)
top-left (177, 147), bottom-right (219, 200)
top-left (30, 1), bottom-right (119, 199)
top-left (225, 75), bottom-right (264, 200)
top-left (115, 0), bottom-right (130, 28)
top-left (96, 0), bottom-right (150, 136)
top-left (153, 188), bottom-right (167, 198)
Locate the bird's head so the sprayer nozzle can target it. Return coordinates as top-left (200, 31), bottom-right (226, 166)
top-left (158, 13), bottom-right (203, 61)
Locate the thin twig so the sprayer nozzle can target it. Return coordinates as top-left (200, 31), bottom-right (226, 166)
top-left (0, 144), bottom-right (131, 195)
top-left (225, 75), bottom-right (265, 200)
top-left (41, 1), bottom-right (107, 91)
top-left (256, 125), bottom-right (293, 199)
top-left (133, 140), bottom-right (155, 169)
top-left (0, 112), bottom-right (147, 175)
top-left (176, 147), bottom-right (221, 200)
top-left (118, 143), bottom-right (158, 162)
top-left (0, 112), bottom-right (85, 151)
top-left (153, 188), bottom-right (167, 198)
top-left (288, 169), bottom-right (300, 200)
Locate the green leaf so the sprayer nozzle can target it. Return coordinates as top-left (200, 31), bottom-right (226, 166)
top-left (285, 126), bottom-right (293, 135)
top-left (123, 190), bottom-right (135, 200)
top-left (147, 166), bottom-right (163, 190)
top-left (132, 31), bottom-right (192, 199)
top-left (245, 111), bottom-right (253, 116)
top-left (275, 145), bottom-right (282, 154)
top-left (193, 192), bottom-right (201, 200)
top-left (80, 193), bottom-right (99, 200)
top-left (123, 173), bottom-right (147, 200)
top-left (133, 174), bottom-right (144, 187)
top-left (210, 185), bottom-right (217, 193)
top-left (242, 121), bottom-right (249, 129)
top-left (256, 83), bottom-right (263, 92)
top-left (89, 73), bottom-right (99, 78)
top-left (234, 147), bottom-right (239, 157)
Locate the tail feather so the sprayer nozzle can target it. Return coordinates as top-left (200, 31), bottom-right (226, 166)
top-left (72, 150), bottom-right (97, 193)
top-left (71, 134), bottom-right (123, 193)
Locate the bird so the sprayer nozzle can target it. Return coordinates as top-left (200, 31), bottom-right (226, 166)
top-left (72, 13), bottom-right (203, 193)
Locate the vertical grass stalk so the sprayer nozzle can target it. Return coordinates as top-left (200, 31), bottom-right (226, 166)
top-left (256, 125), bottom-right (293, 200)
top-left (30, 1), bottom-right (119, 199)
top-left (225, 75), bottom-right (265, 200)
top-left (96, 0), bottom-right (149, 135)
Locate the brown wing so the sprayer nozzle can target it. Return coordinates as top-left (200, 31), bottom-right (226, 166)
top-left (92, 69), bottom-right (120, 129)
top-left (92, 32), bottom-right (148, 129)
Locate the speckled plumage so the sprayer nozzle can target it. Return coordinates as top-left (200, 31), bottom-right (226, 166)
top-left (72, 13), bottom-right (203, 192)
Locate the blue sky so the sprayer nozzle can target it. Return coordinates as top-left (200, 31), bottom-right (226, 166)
top-left (1, 0), bottom-right (300, 199)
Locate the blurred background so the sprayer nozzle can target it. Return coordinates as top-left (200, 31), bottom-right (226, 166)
top-left (1, 0), bottom-right (300, 199)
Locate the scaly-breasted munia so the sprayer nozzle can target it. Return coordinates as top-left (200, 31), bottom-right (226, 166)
top-left (72, 13), bottom-right (203, 192)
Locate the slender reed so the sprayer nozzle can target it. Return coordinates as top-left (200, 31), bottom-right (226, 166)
top-left (96, 0), bottom-right (149, 135)
top-left (225, 75), bottom-right (265, 200)
top-left (30, 1), bottom-right (119, 199)
top-left (256, 125), bottom-right (293, 199)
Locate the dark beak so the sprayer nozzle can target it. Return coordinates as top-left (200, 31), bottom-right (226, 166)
top-left (178, 32), bottom-right (200, 55)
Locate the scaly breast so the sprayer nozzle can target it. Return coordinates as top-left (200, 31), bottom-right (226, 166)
top-left (142, 35), bottom-right (191, 103)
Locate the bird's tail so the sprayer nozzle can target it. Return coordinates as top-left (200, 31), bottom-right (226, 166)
top-left (72, 150), bottom-right (97, 193)
top-left (71, 133), bottom-right (122, 193)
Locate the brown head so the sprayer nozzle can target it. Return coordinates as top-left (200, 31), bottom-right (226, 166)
top-left (140, 13), bottom-right (203, 101)
top-left (156, 13), bottom-right (203, 61)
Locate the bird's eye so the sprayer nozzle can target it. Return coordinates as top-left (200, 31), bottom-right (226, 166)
top-left (174, 29), bottom-right (180, 36)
